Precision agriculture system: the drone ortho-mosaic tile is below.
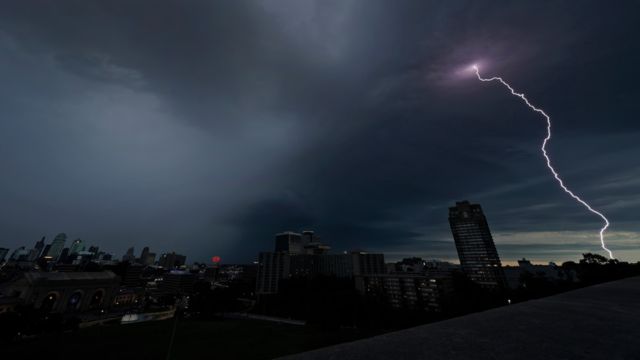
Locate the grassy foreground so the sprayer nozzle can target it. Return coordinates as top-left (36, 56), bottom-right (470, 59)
top-left (3, 318), bottom-right (374, 359)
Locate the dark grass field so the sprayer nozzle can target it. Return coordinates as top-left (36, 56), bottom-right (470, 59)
top-left (3, 318), bottom-right (375, 359)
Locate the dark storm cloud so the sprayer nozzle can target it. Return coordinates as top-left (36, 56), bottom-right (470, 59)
top-left (0, 1), bottom-right (639, 263)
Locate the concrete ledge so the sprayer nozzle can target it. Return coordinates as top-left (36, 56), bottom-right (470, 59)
top-left (281, 276), bottom-right (640, 360)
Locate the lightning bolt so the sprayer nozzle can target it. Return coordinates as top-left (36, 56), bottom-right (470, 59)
top-left (472, 64), bottom-right (614, 259)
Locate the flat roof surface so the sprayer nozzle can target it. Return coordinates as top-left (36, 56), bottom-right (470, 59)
top-left (282, 276), bottom-right (640, 360)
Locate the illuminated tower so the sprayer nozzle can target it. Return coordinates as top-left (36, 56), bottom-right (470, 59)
top-left (70, 239), bottom-right (85, 254)
top-left (448, 201), bottom-right (506, 289)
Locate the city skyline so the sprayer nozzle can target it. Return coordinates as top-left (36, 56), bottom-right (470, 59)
top-left (0, 200), bottom-right (637, 265)
top-left (0, 200), bottom-right (627, 267)
top-left (1, 1), bottom-right (639, 264)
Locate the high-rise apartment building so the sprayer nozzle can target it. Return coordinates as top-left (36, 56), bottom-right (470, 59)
top-left (449, 201), bottom-right (506, 289)
top-left (355, 274), bottom-right (453, 312)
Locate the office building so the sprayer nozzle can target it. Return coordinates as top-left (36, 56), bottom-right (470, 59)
top-left (9, 246), bottom-right (29, 261)
top-left (256, 231), bottom-right (385, 294)
top-left (69, 239), bottom-right (85, 254)
top-left (9, 247), bottom-right (29, 261)
top-left (288, 254), bottom-right (316, 278)
top-left (158, 252), bottom-right (187, 269)
top-left (71, 251), bottom-right (96, 265)
top-left (355, 274), bottom-right (454, 312)
top-left (139, 246), bottom-right (156, 265)
top-left (121, 263), bottom-right (144, 287)
top-left (98, 253), bottom-right (113, 262)
top-left (143, 252), bottom-right (156, 266)
top-left (58, 248), bottom-right (70, 263)
top-left (256, 252), bottom-right (290, 294)
top-left (449, 201), bottom-right (506, 289)
top-left (352, 252), bottom-right (386, 275)
top-left (275, 231), bottom-right (305, 254)
top-left (160, 271), bottom-right (197, 294)
top-left (122, 247), bottom-right (136, 263)
top-left (28, 236), bottom-right (46, 261)
top-left (302, 230), bottom-right (331, 254)
top-left (316, 254), bottom-right (354, 277)
top-left (45, 233), bottom-right (67, 260)
top-left (140, 246), bottom-right (149, 261)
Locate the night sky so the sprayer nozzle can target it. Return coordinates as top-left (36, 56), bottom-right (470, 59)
top-left (1, 1), bottom-right (639, 264)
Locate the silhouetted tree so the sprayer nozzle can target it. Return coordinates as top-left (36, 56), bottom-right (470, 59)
top-left (560, 253), bottom-right (640, 286)
top-left (580, 253), bottom-right (609, 265)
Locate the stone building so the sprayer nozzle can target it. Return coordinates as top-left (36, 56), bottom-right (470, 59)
top-left (2, 271), bottom-right (120, 313)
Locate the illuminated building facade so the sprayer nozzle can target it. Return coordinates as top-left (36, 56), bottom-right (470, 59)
top-left (449, 201), bottom-right (506, 289)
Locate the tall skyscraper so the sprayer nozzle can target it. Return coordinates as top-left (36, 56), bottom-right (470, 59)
top-left (58, 248), bottom-right (70, 263)
top-left (448, 201), bottom-right (506, 289)
top-left (122, 247), bottom-right (135, 262)
top-left (138, 246), bottom-right (156, 265)
top-left (45, 233), bottom-right (67, 260)
top-left (140, 246), bottom-right (150, 263)
top-left (28, 236), bottom-right (46, 261)
top-left (140, 246), bottom-right (156, 266)
top-left (70, 239), bottom-right (85, 254)
top-left (40, 244), bottom-right (51, 259)
top-left (143, 252), bottom-right (156, 266)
